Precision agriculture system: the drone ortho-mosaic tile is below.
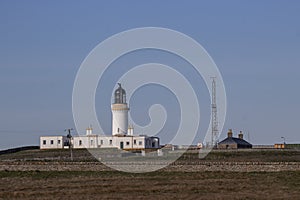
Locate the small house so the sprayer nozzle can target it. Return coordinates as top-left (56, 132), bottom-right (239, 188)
top-left (218, 129), bottom-right (252, 149)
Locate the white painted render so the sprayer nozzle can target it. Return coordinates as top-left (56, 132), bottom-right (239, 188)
top-left (111, 104), bottom-right (129, 136)
top-left (40, 136), bottom-right (68, 149)
top-left (40, 134), bottom-right (159, 150)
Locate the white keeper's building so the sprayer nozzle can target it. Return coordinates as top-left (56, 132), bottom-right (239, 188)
top-left (40, 84), bottom-right (160, 150)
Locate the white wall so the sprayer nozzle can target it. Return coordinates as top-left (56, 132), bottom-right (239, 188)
top-left (73, 135), bottom-right (99, 149)
top-left (40, 136), bottom-right (66, 149)
top-left (111, 104), bottom-right (129, 135)
top-left (40, 135), bottom-right (160, 150)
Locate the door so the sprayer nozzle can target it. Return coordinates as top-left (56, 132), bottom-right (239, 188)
top-left (120, 141), bottom-right (124, 149)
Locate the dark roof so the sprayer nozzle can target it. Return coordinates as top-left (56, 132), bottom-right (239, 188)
top-left (218, 137), bottom-right (252, 146)
top-left (115, 83), bottom-right (126, 95)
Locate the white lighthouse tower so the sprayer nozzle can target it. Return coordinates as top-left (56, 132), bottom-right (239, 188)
top-left (111, 83), bottom-right (129, 136)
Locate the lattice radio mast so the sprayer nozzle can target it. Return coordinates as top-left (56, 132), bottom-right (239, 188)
top-left (211, 77), bottom-right (218, 147)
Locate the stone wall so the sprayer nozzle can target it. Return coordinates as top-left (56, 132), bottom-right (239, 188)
top-left (1, 161), bottom-right (299, 172)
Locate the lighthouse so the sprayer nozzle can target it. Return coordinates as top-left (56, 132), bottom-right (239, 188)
top-left (111, 83), bottom-right (129, 136)
top-left (41, 82), bottom-right (160, 151)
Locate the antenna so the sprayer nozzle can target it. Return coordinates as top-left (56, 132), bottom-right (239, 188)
top-left (211, 77), bottom-right (218, 148)
top-left (65, 128), bottom-right (74, 161)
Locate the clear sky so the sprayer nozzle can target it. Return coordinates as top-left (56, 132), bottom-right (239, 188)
top-left (0, 0), bottom-right (299, 149)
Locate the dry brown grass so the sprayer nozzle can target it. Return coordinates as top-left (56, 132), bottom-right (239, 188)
top-left (0, 149), bottom-right (300, 199)
top-left (0, 171), bottom-right (299, 199)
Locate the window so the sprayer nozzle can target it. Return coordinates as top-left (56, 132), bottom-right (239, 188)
top-left (126, 141), bottom-right (130, 146)
top-left (91, 140), bottom-right (94, 146)
top-left (109, 140), bottom-right (112, 145)
top-left (100, 140), bottom-right (103, 145)
top-left (134, 140), bottom-right (136, 145)
top-left (50, 140), bottom-right (54, 145)
top-left (79, 140), bottom-right (82, 146)
top-left (43, 140), bottom-right (46, 145)
top-left (58, 140), bottom-right (61, 145)
top-left (139, 141), bottom-right (142, 146)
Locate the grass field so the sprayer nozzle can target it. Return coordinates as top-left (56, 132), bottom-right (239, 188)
top-left (0, 171), bottom-right (299, 199)
top-left (0, 149), bottom-right (299, 199)
top-left (1, 148), bottom-right (300, 162)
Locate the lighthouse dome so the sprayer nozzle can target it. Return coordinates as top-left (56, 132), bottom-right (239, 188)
top-left (114, 83), bottom-right (126, 104)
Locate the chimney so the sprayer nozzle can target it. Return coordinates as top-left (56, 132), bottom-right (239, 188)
top-left (238, 131), bottom-right (243, 139)
top-left (86, 126), bottom-right (93, 135)
top-left (127, 125), bottom-right (134, 136)
top-left (228, 129), bottom-right (233, 138)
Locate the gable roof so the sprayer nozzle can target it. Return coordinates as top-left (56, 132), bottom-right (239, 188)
top-left (218, 137), bottom-right (252, 146)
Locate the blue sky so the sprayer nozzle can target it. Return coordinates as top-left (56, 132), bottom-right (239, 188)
top-left (0, 0), bottom-right (299, 149)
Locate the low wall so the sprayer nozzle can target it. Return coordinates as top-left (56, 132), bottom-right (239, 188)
top-left (1, 161), bottom-right (299, 172)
